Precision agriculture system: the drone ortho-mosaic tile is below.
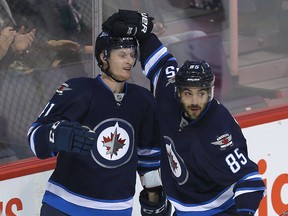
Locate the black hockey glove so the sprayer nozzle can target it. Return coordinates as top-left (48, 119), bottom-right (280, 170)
top-left (102, 9), bottom-right (154, 40)
top-left (48, 120), bottom-right (96, 154)
top-left (139, 188), bottom-right (171, 216)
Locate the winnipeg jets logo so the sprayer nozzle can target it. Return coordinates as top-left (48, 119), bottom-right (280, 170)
top-left (166, 144), bottom-right (179, 174)
top-left (211, 133), bottom-right (233, 150)
top-left (56, 83), bottom-right (72, 95)
top-left (91, 119), bottom-right (134, 168)
top-left (102, 126), bottom-right (126, 158)
top-left (164, 136), bottom-right (188, 185)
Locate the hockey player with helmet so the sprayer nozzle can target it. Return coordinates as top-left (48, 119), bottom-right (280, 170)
top-left (103, 10), bottom-right (266, 216)
top-left (27, 11), bottom-right (171, 216)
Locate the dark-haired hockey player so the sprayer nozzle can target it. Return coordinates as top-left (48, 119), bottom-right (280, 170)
top-left (27, 12), bottom-right (171, 216)
top-left (103, 10), bottom-right (266, 216)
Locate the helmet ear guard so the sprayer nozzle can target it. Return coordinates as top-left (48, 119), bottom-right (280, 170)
top-left (175, 60), bottom-right (215, 101)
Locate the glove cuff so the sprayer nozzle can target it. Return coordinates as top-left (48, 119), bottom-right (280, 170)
top-left (235, 191), bottom-right (264, 215)
top-left (139, 189), bottom-right (171, 216)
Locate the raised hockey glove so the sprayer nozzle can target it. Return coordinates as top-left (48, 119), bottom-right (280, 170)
top-left (102, 9), bottom-right (154, 40)
top-left (139, 188), bottom-right (171, 216)
top-left (49, 120), bottom-right (96, 154)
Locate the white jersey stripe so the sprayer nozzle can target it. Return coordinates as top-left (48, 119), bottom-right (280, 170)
top-left (46, 181), bottom-right (133, 210)
top-left (169, 183), bottom-right (235, 212)
top-left (143, 46), bottom-right (168, 77)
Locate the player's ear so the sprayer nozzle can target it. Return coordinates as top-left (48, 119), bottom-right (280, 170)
top-left (100, 52), bottom-right (108, 64)
top-left (177, 88), bottom-right (181, 97)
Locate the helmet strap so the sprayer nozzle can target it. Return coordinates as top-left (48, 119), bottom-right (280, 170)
top-left (103, 63), bottom-right (125, 83)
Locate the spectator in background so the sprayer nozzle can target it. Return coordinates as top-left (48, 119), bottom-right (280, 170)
top-left (0, 0), bottom-right (36, 163)
top-left (0, 0), bottom-right (35, 67)
top-left (0, 26), bottom-right (15, 61)
top-left (38, 0), bottom-right (92, 67)
top-left (189, 0), bottom-right (223, 11)
top-left (0, 26), bottom-right (35, 64)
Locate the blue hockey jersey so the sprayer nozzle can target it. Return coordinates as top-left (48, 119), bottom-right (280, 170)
top-left (27, 75), bottom-right (161, 216)
top-left (139, 34), bottom-right (266, 216)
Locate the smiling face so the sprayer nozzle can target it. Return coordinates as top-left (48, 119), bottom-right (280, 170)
top-left (178, 86), bottom-right (209, 120)
top-left (101, 47), bottom-right (137, 82)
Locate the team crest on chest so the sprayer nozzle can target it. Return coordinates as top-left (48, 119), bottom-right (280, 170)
top-left (91, 118), bottom-right (134, 168)
top-left (164, 136), bottom-right (188, 185)
top-left (211, 133), bottom-right (233, 150)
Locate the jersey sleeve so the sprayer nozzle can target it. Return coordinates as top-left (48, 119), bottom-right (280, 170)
top-left (139, 34), bottom-right (183, 122)
top-left (27, 78), bottom-right (92, 159)
top-left (201, 108), bottom-right (266, 213)
top-left (139, 34), bottom-right (177, 93)
top-left (136, 88), bottom-right (161, 175)
top-left (229, 117), bottom-right (266, 213)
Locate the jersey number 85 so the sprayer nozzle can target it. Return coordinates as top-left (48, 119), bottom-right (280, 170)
top-left (225, 148), bottom-right (248, 173)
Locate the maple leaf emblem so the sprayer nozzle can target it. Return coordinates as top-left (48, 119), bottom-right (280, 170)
top-left (102, 127), bottom-right (126, 159)
top-left (221, 137), bottom-right (230, 144)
